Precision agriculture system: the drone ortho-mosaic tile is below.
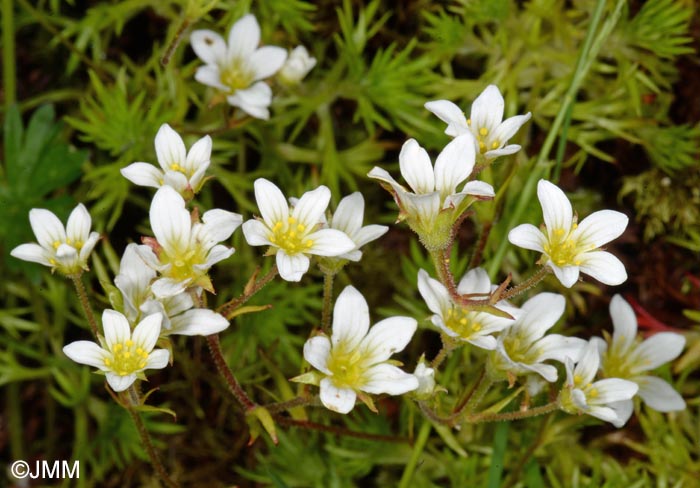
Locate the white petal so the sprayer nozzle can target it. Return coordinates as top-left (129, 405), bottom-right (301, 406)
top-left (121, 163), bottom-right (163, 188)
top-left (331, 286), bottom-right (370, 351)
top-left (573, 210), bottom-right (628, 248)
top-left (537, 335), bottom-right (586, 364)
top-left (573, 341), bottom-right (601, 384)
top-left (254, 178), bottom-right (289, 225)
top-left (55, 243), bottom-right (79, 268)
top-left (492, 113), bottom-right (532, 144)
top-left (609, 295), bottom-right (638, 353)
top-left (162, 171), bottom-right (189, 194)
top-left (399, 139), bottom-right (434, 194)
top-left (537, 180), bottom-right (573, 234)
top-left (508, 224), bottom-right (546, 252)
top-left (10, 243), bottom-right (52, 266)
top-left (608, 400), bottom-right (634, 427)
top-left (106, 373), bottom-right (137, 392)
top-left (593, 378), bottom-right (638, 404)
top-left (332, 193), bottom-right (364, 235)
top-left (549, 263), bottom-right (580, 288)
top-left (578, 251), bottom-right (627, 286)
top-left (169, 309), bottom-right (229, 336)
top-left (149, 186), bottom-right (191, 256)
top-left (521, 362), bottom-right (558, 382)
top-left (417, 269), bottom-right (451, 316)
top-left (305, 228), bottom-right (356, 257)
top-left (275, 250), bottom-right (310, 282)
top-left (456, 267), bottom-right (491, 295)
top-left (424, 99), bottom-right (469, 136)
top-left (367, 167), bottom-right (405, 191)
top-left (200, 209), bottom-right (243, 245)
top-left (227, 14), bottom-right (260, 60)
top-left (632, 333), bottom-right (686, 372)
top-left (467, 335), bottom-right (498, 350)
top-left (470, 85), bottom-right (504, 134)
top-left (434, 134), bottom-right (475, 195)
top-left (462, 180), bottom-right (495, 198)
top-left (151, 277), bottom-right (189, 298)
top-left (249, 46), bottom-right (288, 80)
top-left (29, 208), bottom-right (66, 250)
top-left (190, 29), bottom-right (227, 65)
top-left (515, 293), bottom-right (565, 341)
top-left (635, 376), bottom-right (686, 412)
top-left (351, 225), bottom-right (388, 248)
top-left (319, 377), bottom-right (356, 414)
top-left (361, 364), bottom-right (419, 395)
top-left (292, 185), bottom-right (331, 227)
top-left (102, 309), bottom-right (131, 350)
top-left (405, 192), bottom-right (441, 224)
top-left (194, 65), bottom-right (227, 91)
top-left (146, 349), bottom-right (170, 370)
top-left (484, 145), bottom-right (522, 159)
top-left (242, 219), bottom-right (274, 246)
top-left (587, 405), bottom-right (626, 427)
top-left (303, 335), bottom-right (332, 375)
top-left (227, 82), bottom-right (271, 119)
top-left (184, 135), bottom-right (212, 173)
top-left (200, 244), bottom-right (234, 269)
top-left (132, 313), bottom-right (163, 351)
top-left (79, 232), bottom-right (100, 263)
top-left (154, 124), bottom-right (186, 172)
top-left (361, 317), bottom-right (417, 363)
top-left (63, 341), bottom-right (108, 369)
top-left (66, 204), bottom-right (92, 242)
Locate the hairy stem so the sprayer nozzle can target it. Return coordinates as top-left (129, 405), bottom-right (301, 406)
top-left (498, 266), bottom-right (549, 301)
top-left (70, 273), bottom-right (99, 338)
top-left (206, 334), bottom-right (256, 411)
top-left (321, 271), bottom-right (335, 333)
top-left (276, 417), bottom-right (409, 444)
top-left (266, 395), bottom-right (316, 414)
top-left (123, 386), bottom-right (178, 488)
top-left (465, 402), bottom-right (559, 424)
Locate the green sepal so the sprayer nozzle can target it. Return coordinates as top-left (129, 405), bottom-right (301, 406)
top-left (133, 403), bottom-right (177, 419)
top-left (356, 391), bottom-right (377, 413)
top-left (289, 371), bottom-right (322, 387)
top-left (246, 406), bottom-right (278, 445)
top-left (225, 304), bottom-right (272, 321)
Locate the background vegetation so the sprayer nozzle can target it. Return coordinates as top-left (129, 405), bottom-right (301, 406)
top-left (1, 0), bottom-right (699, 486)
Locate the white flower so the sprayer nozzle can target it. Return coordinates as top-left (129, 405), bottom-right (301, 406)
top-left (326, 192), bottom-right (388, 262)
top-left (591, 295), bottom-right (686, 412)
top-left (425, 84), bottom-right (531, 160)
top-left (417, 268), bottom-right (517, 350)
top-left (297, 286), bottom-right (418, 414)
top-left (191, 14), bottom-right (287, 119)
top-left (241, 178), bottom-right (355, 282)
top-left (368, 136), bottom-right (493, 248)
top-left (121, 124), bottom-right (212, 198)
top-left (63, 310), bottom-right (170, 392)
top-left (11, 203), bottom-right (100, 275)
top-left (413, 357), bottom-right (437, 399)
top-left (559, 341), bottom-right (638, 427)
top-left (489, 293), bottom-right (586, 383)
top-left (115, 244), bottom-right (230, 336)
top-left (278, 45), bottom-right (317, 84)
top-left (138, 186), bottom-right (242, 297)
top-left (508, 179), bottom-right (628, 288)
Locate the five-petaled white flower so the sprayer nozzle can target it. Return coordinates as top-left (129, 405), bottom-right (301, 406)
top-left (115, 244), bottom-right (230, 336)
top-left (63, 310), bottom-right (170, 392)
top-left (417, 268), bottom-right (517, 350)
top-left (508, 179), bottom-right (628, 288)
top-left (241, 178), bottom-right (355, 282)
top-left (278, 45), bottom-right (317, 84)
top-left (591, 295), bottom-right (686, 413)
top-left (368, 135), bottom-right (494, 249)
top-left (489, 293), bottom-right (586, 383)
top-left (137, 186), bottom-right (242, 298)
top-left (559, 340), bottom-right (638, 427)
top-left (11, 203), bottom-right (100, 275)
top-left (425, 85), bottom-right (532, 160)
top-left (191, 14), bottom-right (287, 119)
top-left (121, 124), bottom-right (212, 199)
top-left (296, 285), bottom-right (419, 414)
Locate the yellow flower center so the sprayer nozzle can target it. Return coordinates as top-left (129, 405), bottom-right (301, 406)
top-left (472, 126), bottom-right (499, 154)
top-left (104, 339), bottom-right (149, 376)
top-left (501, 334), bottom-right (540, 365)
top-left (543, 226), bottom-right (584, 266)
top-left (220, 59), bottom-right (254, 91)
top-left (268, 217), bottom-right (314, 255)
top-left (160, 246), bottom-right (208, 282)
top-left (326, 344), bottom-right (368, 389)
top-left (445, 307), bottom-right (483, 340)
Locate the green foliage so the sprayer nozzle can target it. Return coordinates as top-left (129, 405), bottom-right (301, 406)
top-left (0, 104), bottom-right (87, 276)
